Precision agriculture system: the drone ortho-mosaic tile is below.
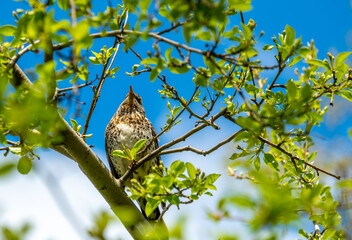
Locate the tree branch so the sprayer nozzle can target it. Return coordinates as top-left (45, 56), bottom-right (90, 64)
top-left (50, 30), bottom-right (278, 69)
top-left (10, 63), bottom-right (168, 240)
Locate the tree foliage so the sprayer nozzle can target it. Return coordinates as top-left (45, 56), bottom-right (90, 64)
top-left (0, 0), bottom-right (351, 239)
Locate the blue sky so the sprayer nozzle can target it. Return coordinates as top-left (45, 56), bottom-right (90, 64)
top-left (0, 0), bottom-right (352, 239)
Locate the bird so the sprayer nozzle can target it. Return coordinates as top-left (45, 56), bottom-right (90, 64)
top-left (104, 86), bottom-right (161, 221)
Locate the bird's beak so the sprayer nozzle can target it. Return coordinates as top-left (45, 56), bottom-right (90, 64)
top-left (128, 86), bottom-right (134, 106)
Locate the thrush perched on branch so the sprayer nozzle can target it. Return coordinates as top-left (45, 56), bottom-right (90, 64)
top-left (105, 86), bottom-right (161, 221)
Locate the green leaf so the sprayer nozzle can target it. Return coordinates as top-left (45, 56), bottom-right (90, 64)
top-left (58, 0), bottom-right (69, 10)
top-left (140, 0), bottom-right (151, 11)
top-left (195, 31), bottom-right (212, 41)
top-left (0, 162), bottom-right (16, 176)
top-left (110, 67), bottom-right (120, 75)
top-left (335, 51), bottom-right (352, 67)
top-left (263, 153), bottom-right (279, 171)
top-left (307, 59), bottom-right (331, 70)
top-left (111, 150), bottom-right (129, 159)
top-left (298, 229), bottom-right (308, 238)
top-left (230, 195), bottom-right (256, 208)
top-left (288, 56), bottom-right (303, 67)
top-left (70, 119), bottom-right (78, 131)
top-left (9, 147), bottom-right (22, 155)
top-left (150, 67), bottom-right (161, 82)
top-left (165, 48), bottom-right (172, 62)
top-left (89, 56), bottom-right (99, 65)
top-left (323, 229), bottom-right (336, 239)
top-left (145, 199), bottom-right (160, 217)
top-left (130, 139), bottom-right (147, 159)
top-left (205, 173), bottom-right (221, 185)
top-left (162, 175), bottom-right (174, 188)
top-left (17, 156), bottom-right (32, 175)
top-left (301, 84), bottom-right (312, 100)
top-left (286, 80), bottom-right (298, 101)
top-left (173, 106), bottom-right (181, 116)
top-left (254, 156), bottom-right (260, 170)
top-left (194, 73), bottom-right (208, 87)
top-left (297, 47), bottom-right (311, 58)
top-left (241, 23), bottom-right (252, 41)
top-left (186, 162), bottom-right (197, 179)
top-left (263, 45), bottom-right (275, 51)
top-left (183, 25), bottom-right (192, 44)
top-left (228, 0), bottom-right (252, 11)
top-left (0, 25), bottom-right (16, 36)
top-left (141, 57), bottom-right (159, 65)
top-left (285, 25), bottom-right (295, 45)
top-left (244, 83), bottom-right (259, 95)
top-left (159, 6), bottom-right (173, 22)
top-left (308, 152), bottom-right (317, 161)
top-left (169, 64), bottom-right (191, 74)
top-left (170, 160), bottom-right (186, 176)
top-left (166, 194), bottom-right (180, 205)
top-left (341, 90), bottom-right (352, 102)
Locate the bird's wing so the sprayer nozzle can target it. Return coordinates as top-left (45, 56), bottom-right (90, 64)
top-left (151, 126), bottom-right (162, 166)
top-left (105, 140), bottom-right (121, 179)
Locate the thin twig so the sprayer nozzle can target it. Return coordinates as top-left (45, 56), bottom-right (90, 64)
top-left (82, 12), bottom-right (128, 137)
top-left (209, 57), bottom-right (267, 126)
top-left (160, 75), bottom-right (220, 129)
top-left (160, 129), bottom-right (244, 156)
top-left (257, 135), bottom-right (341, 180)
top-left (57, 78), bottom-right (97, 93)
top-left (69, 0), bottom-right (77, 67)
top-left (157, 21), bottom-right (186, 35)
top-left (158, 203), bottom-right (172, 221)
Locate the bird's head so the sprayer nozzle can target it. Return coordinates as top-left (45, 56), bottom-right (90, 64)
top-left (118, 86), bottom-right (145, 116)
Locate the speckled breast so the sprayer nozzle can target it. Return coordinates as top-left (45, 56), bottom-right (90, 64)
top-left (105, 117), bottom-right (155, 187)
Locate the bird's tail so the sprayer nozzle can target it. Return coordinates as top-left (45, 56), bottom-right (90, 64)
top-left (137, 198), bottom-right (161, 221)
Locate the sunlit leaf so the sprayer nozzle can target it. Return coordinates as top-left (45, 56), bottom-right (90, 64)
top-left (130, 139), bottom-right (147, 158)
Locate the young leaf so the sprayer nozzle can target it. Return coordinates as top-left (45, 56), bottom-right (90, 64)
top-left (170, 160), bottom-right (186, 175)
top-left (145, 199), bottom-right (160, 217)
top-left (288, 56), bottom-right (303, 67)
top-left (130, 139), bottom-right (147, 159)
top-left (335, 51), bottom-right (352, 67)
top-left (165, 47), bottom-right (172, 62)
top-left (111, 150), bottom-right (129, 159)
top-left (285, 25), bottom-right (295, 45)
top-left (70, 119), bottom-right (78, 131)
top-left (0, 25), bottom-right (16, 36)
top-left (254, 156), bottom-right (261, 170)
top-left (263, 45), bottom-right (275, 51)
top-left (263, 153), bottom-right (279, 171)
top-left (307, 59), bottom-right (331, 70)
top-left (0, 162), bottom-right (16, 176)
top-left (286, 80), bottom-right (298, 101)
top-left (341, 90), bottom-right (352, 102)
top-left (186, 162), bottom-right (197, 179)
